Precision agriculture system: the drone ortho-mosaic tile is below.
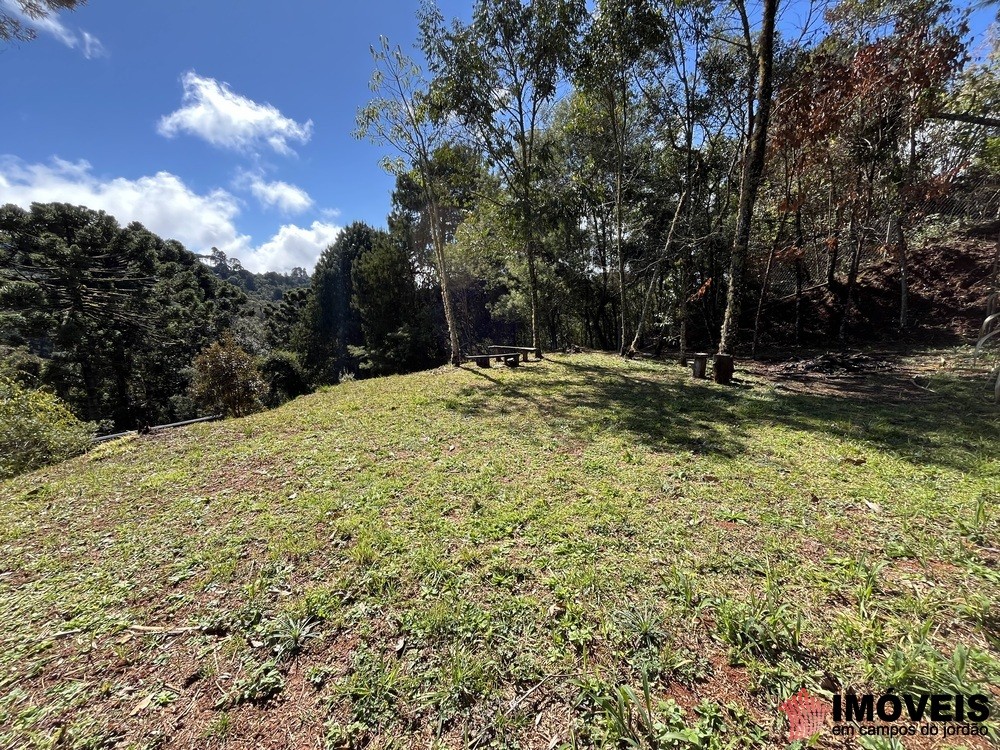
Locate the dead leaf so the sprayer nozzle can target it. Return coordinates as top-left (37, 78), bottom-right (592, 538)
top-left (130, 694), bottom-right (153, 716)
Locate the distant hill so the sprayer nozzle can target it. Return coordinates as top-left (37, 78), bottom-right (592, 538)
top-left (200, 248), bottom-right (310, 304)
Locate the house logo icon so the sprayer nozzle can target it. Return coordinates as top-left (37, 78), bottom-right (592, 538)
top-left (781, 688), bottom-right (829, 741)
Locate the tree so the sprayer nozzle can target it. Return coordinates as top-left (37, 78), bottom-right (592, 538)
top-left (0, 203), bottom-right (248, 428)
top-left (190, 334), bottom-right (265, 418)
top-left (356, 38), bottom-right (464, 366)
top-left (576, 0), bottom-right (665, 354)
top-left (295, 223), bottom-right (375, 382)
top-left (1, 0), bottom-right (84, 43)
top-left (352, 231), bottom-right (436, 375)
top-left (765, 0), bottom-right (968, 340)
top-left (421, 0), bottom-right (587, 354)
top-left (718, 0), bottom-right (779, 355)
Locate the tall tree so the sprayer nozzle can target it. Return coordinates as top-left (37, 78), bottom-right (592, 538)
top-left (295, 222), bottom-right (375, 383)
top-left (576, 0), bottom-right (665, 354)
top-left (421, 0), bottom-right (587, 354)
top-left (352, 231), bottom-right (436, 376)
top-left (356, 37), bottom-right (464, 365)
top-left (718, 0), bottom-right (779, 355)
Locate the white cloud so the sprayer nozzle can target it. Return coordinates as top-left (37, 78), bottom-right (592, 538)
top-left (236, 170), bottom-right (313, 214)
top-left (158, 72), bottom-right (313, 156)
top-left (250, 221), bottom-right (342, 272)
top-left (0, 0), bottom-right (105, 57)
top-left (0, 157), bottom-right (338, 273)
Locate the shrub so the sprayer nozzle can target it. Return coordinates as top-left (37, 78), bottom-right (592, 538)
top-left (189, 333), bottom-right (266, 417)
top-left (0, 376), bottom-right (94, 479)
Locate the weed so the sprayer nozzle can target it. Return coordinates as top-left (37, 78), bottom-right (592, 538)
top-left (267, 613), bottom-right (320, 660)
top-left (616, 604), bottom-right (668, 651)
top-left (335, 648), bottom-right (406, 730)
top-left (221, 660), bottom-right (284, 707)
top-left (573, 672), bottom-right (695, 748)
top-left (870, 622), bottom-right (991, 696)
top-left (204, 713), bottom-right (232, 739)
top-left (716, 590), bottom-right (803, 661)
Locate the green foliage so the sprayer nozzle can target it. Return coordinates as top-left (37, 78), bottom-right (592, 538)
top-left (351, 232), bottom-right (436, 376)
top-left (0, 202), bottom-right (247, 428)
top-left (203, 247), bottom-right (310, 302)
top-left (265, 614), bottom-right (320, 661)
top-left (0, 376), bottom-right (94, 479)
top-left (257, 350), bottom-right (310, 408)
top-left (295, 223), bottom-right (376, 382)
top-left (715, 574), bottom-right (803, 661)
top-left (573, 672), bottom-right (716, 749)
top-left (189, 333), bottom-right (266, 417)
top-left (222, 660), bottom-right (284, 707)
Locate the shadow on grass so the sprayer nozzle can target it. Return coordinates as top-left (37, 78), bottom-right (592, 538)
top-left (446, 356), bottom-right (998, 472)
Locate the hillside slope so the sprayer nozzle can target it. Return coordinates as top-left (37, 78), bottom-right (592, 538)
top-left (1, 354), bottom-right (998, 749)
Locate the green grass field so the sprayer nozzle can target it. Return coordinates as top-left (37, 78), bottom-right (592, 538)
top-left (1, 352), bottom-right (998, 749)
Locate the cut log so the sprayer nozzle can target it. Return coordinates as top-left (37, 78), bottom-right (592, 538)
top-left (714, 354), bottom-right (735, 385)
top-left (691, 353), bottom-right (710, 379)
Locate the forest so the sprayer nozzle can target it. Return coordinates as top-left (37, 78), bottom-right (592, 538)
top-left (2, 0), bottom-right (999, 443)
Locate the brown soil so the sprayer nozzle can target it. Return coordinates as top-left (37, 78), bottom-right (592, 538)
top-left (761, 229), bottom-right (998, 346)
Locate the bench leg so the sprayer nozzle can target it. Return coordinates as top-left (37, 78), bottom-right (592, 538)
top-left (477, 358), bottom-right (491, 368)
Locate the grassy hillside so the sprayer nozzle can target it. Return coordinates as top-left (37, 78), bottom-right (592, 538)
top-left (1, 353), bottom-right (998, 749)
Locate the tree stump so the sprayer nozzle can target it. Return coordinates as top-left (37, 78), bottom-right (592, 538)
top-left (714, 353), bottom-right (735, 384)
top-left (691, 353), bottom-right (709, 379)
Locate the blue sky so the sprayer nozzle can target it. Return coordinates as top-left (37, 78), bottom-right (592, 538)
top-left (0, 1), bottom-right (995, 273)
top-left (0, 0), bottom-right (469, 272)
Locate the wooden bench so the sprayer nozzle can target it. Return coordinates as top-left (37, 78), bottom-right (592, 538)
top-left (487, 345), bottom-right (542, 362)
top-left (463, 352), bottom-right (521, 368)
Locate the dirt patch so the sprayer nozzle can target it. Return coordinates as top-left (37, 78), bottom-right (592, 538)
top-left (744, 350), bottom-right (963, 402)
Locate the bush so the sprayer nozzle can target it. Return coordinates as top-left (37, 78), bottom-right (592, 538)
top-left (257, 350), bottom-right (311, 408)
top-left (189, 333), bottom-right (266, 417)
top-left (0, 376), bottom-right (94, 479)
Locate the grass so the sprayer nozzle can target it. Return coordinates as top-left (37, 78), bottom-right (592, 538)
top-left (0, 351), bottom-right (998, 749)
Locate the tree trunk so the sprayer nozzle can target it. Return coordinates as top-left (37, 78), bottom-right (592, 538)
top-left (894, 215), bottom-right (908, 331)
top-left (526, 240), bottom-right (541, 355)
top-left (751, 213), bottom-right (788, 355)
top-left (839, 235), bottom-right (864, 341)
top-left (718, 0), bottom-right (778, 356)
top-left (427, 200), bottom-right (462, 366)
top-left (794, 258), bottom-right (804, 345)
top-left (629, 186), bottom-right (690, 355)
